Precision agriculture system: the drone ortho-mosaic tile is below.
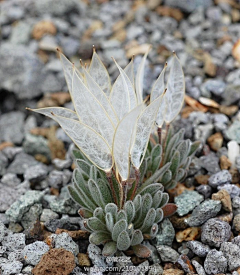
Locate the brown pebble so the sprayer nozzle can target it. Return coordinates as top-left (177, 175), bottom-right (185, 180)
top-left (0, 142), bottom-right (14, 151)
top-left (32, 248), bottom-right (75, 275)
top-left (207, 132), bottom-right (223, 151)
top-left (32, 20), bottom-right (57, 40)
top-left (216, 212), bottom-right (233, 223)
top-left (168, 183), bottom-right (194, 201)
top-left (195, 174), bottom-right (210, 185)
top-left (163, 269), bottom-right (184, 275)
top-left (55, 228), bottom-right (90, 240)
top-left (219, 105), bottom-right (238, 116)
top-left (233, 214), bottom-right (240, 233)
top-left (220, 155), bottom-right (232, 170)
top-left (212, 189), bottom-right (232, 212)
top-left (77, 253), bottom-right (91, 267)
top-left (229, 168), bottom-right (240, 184)
top-left (169, 214), bottom-right (190, 230)
top-left (176, 227), bottom-right (201, 243)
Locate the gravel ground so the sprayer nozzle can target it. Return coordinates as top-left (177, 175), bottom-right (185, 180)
top-left (1, 0), bottom-right (240, 274)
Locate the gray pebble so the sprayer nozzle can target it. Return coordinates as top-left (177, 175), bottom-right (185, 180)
top-left (217, 183), bottom-right (240, 198)
top-left (201, 218), bottom-right (231, 247)
top-left (231, 236), bottom-right (240, 247)
top-left (40, 209), bottom-right (59, 222)
top-left (24, 164), bottom-right (48, 183)
top-left (8, 250), bottom-right (23, 262)
top-left (204, 249), bottom-right (227, 275)
top-left (52, 158), bottom-right (72, 170)
top-left (88, 244), bottom-right (107, 268)
top-left (196, 185), bottom-right (212, 199)
top-left (208, 170), bottom-right (232, 188)
top-left (1, 173), bottom-right (20, 187)
top-left (187, 200), bottom-right (221, 226)
top-left (201, 79), bottom-right (226, 96)
top-left (7, 152), bottom-right (39, 175)
top-left (148, 263), bottom-right (163, 275)
top-left (52, 232), bottom-right (79, 256)
top-left (186, 241), bottom-right (210, 257)
top-left (220, 242), bottom-right (240, 271)
top-left (199, 153), bottom-right (220, 174)
top-left (157, 245), bottom-right (179, 262)
top-left (175, 190), bottom-right (204, 216)
top-left (0, 111), bottom-right (25, 145)
top-left (233, 214), bottom-right (240, 233)
top-left (192, 260), bottom-right (206, 275)
top-left (21, 204), bottom-right (42, 230)
top-left (5, 190), bottom-right (44, 223)
top-left (226, 121), bottom-right (240, 144)
top-left (22, 241), bottom-right (49, 265)
top-left (44, 217), bottom-right (78, 232)
top-left (1, 260), bottom-right (23, 275)
top-left (47, 169), bottom-right (72, 189)
top-left (2, 233), bottom-right (25, 252)
top-left (21, 265), bottom-right (34, 274)
top-left (2, 147), bottom-right (22, 161)
top-left (156, 218), bottom-right (175, 246)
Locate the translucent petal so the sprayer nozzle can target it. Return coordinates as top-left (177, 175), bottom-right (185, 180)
top-left (51, 114), bottom-right (113, 171)
top-left (109, 68), bottom-right (131, 121)
top-left (131, 96), bottom-right (163, 169)
top-left (124, 58), bottom-right (135, 90)
top-left (88, 50), bottom-right (111, 96)
top-left (72, 70), bottom-right (115, 147)
top-left (165, 53), bottom-right (185, 124)
top-left (82, 66), bottom-right (118, 126)
top-left (156, 95), bottom-right (167, 128)
top-left (110, 59), bottom-right (137, 117)
top-left (27, 107), bottom-right (79, 120)
top-left (150, 63), bottom-right (167, 102)
top-left (113, 105), bottom-right (143, 181)
top-left (135, 46), bottom-right (151, 104)
top-left (59, 51), bottom-right (83, 96)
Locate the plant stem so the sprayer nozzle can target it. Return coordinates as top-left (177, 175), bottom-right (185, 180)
top-left (130, 168), bottom-right (140, 201)
top-left (106, 171), bottom-right (118, 207)
top-left (163, 123), bottom-right (170, 152)
top-left (121, 180), bottom-right (127, 209)
top-left (157, 127), bottom-right (162, 144)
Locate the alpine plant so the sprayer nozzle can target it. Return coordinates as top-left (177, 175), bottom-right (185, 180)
top-left (27, 46), bottom-right (200, 257)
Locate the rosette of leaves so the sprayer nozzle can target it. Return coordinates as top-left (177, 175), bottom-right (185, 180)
top-left (26, 46), bottom-right (195, 256)
top-left (139, 127), bottom-right (200, 190)
top-left (69, 148), bottom-right (175, 257)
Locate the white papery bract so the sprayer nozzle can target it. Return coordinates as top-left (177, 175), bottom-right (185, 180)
top-left (28, 48), bottom-right (185, 181)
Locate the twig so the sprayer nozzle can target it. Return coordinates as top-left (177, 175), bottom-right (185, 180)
top-left (106, 171), bottom-right (118, 207)
top-left (157, 127), bottom-right (162, 145)
top-left (121, 180), bottom-right (128, 209)
top-left (130, 168), bottom-right (140, 201)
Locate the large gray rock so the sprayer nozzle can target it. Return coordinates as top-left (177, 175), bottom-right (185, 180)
top-left (22, 241), bottom-right (49, 265)
top-left (164, 0), bottom-right (213, 13)
top-left (0, 43), bottom-right (46, 99)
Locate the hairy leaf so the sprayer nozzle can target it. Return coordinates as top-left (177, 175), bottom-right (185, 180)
top-left (112, 219), bottom-right (127, 242)
top-left (87, 217), bottom-right (107, 231)
top-left (131, 230), bottom-right (144, 246)
top-left (102, 241), bottom-right (117, 256)
top-left (89, 231), bottom-right (112, 245)
top-left (124, 201), bottom-right (135, 223)
top-left (150, 63), bottom-right (167, 101)
top-left (154, 208), bottom-right (163, 223)
top-left (117, 230), bottom-right (131, 251)
top-left (140, 208), bottom-right (156, 232)
top-left (105, 212), bottom-right (114, 231)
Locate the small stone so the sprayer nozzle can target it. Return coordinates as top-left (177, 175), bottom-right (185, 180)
top-left (220, 155), bottom-right (232, 170)
top-left (156, 219), bottom-right (175, 246)
top-left (200, 153), bottom-right (220, 174)
top-left (1, 260), bottom-right (23, 275)
top-left (22, 265), bottom-right (34, 274)
top-left (207, 132), bottom-right (223, 151)
top-left (162, 269), bottom-right (184, 275)
top-left (1, 173), bottom-right (21, 187)
top-left (195, 174), bottom-right (210, 185)
top-left (233, 214), bottom-right (240, 232)
top-left (21, 204), bottom-right (43, 230)
top-left (32, 248), bottom-right (75, 275)
top-left (22, 241), bottom-right (49, 265)
top-left (24, 164), bottom-right (48, 183)
top-left (177, 255), bottom-right (195, 273)
top-left (226, 121), bottom-right (240, 144)
top-left (88, 244), bottom-right (107, 268)
top-left (32, 20), bottom-right (57, 40)
top-left (169, 214), bottom-right (189, 230)
top-left (8, 222), bottom-right (23, 233)
top-left (229, 168), bottom-right (240, 184)
top-left (40, 209), bottom-right (59, 222)
top-left (55, 229), bottom-right (89, 240)
top-left (148, 263), bottom-right (164, 275)
top-left (212, 189), bottom-right (232, 212)
top-left (196, 185), bottom-right (212, 199)
top-left (176, 227), bottom-right (200, 243)
top-left (47, 170), bottom-right (72, 189)
top-left (220, 242), bottom-right (240, 271)
top-left (52, 232), bottom-right (79, 256)
top-left (0, 111), bottom-right (25, 145)
top-left (192, 260), bottom-right (206, 275)
top-left (187, 200), bottom-right (221, 227)
top-left (8, 249), bottom-right (23, 262)
top-left (7, 152), bottom-right (39, 175)
top-left (5, 190), bottom-right (44, 223)
top-left (201, 219), bottom-right (231, 247)
top-left (217, 183), bottom-right (240, 198)
top-left (208, 170), bottom-right (232, 188)
top-left (77, 253), bottom-right (91, 267)
top-left (186, 241), bottom-right (210, 257)
top-left (174, 191), bottom-right (204, 217)
top-left (2, 233), bottom-right (25, 251)
top-left (52, 158), bottom-right (72, 170)
top-left (217, 212), bottom-right (233, 223)
top-left (44, 218), bottom-right (78, 233)
top-left (204, 249), bottom-right (227, 275)
top-left (157, 245), bottom-right (180, 262)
